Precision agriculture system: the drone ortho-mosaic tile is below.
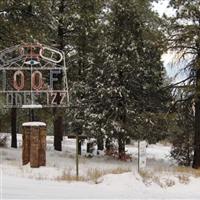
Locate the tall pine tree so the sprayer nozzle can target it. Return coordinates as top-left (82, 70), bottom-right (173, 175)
top-left (85, 0), bottom-right (170, 156)
top-left (167, 0), bottom-right (200, 169)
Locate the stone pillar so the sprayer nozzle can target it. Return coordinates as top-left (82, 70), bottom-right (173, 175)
top-left (22, 122), bottom-right (46, 168)
top-left (22, 126), bottom-right (30, 165)
top-left (30, 126), bottom-right (40, 168)
top-left (39, 126), bottom-right (46, 166)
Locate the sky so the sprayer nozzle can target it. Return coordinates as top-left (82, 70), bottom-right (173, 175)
top-left (152, 0), bottom-right (175, 17)
top-left (152, 0), bottom-right (187, 83)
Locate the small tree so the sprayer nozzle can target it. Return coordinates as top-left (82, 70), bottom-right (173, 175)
top-left (169, 94), bottom-right (194, 166)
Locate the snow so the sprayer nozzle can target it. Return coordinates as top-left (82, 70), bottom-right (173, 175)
top-left (1, 135), bottom-right (200, 199)
top-left (22, 104), bottom-right (43, 109)
top-left (22, 122), bottom-right (46, 127)
top-left (2, 172), bottom-right (200, 199)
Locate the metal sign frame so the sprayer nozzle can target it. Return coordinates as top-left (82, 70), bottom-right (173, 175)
top-left (0, 43), bottom-right (69, 108)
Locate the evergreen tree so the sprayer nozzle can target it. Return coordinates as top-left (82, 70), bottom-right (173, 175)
top-left (167, 0), bottom-right (200, 169)
top-left (64, 0), bottom-right (104, 138)
top-left (85, 0), bottom-right (170, 156)
top-left (169, 88), bottom-right (194, 166)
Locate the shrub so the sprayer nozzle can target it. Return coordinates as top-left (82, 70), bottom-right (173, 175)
top-left (0, 133), bottom-right (8, 147)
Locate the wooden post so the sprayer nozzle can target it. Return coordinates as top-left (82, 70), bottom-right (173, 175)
top-left (138, 140), bottom-right (140, 173)
top-left (67, 134), bottom-right (87, 180)
top-left (76, 134), bottom-right (79, 180)
top-left (78, 139), bottom-right (82, 155)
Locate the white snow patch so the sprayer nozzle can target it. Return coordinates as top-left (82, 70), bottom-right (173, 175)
top-left (2, 172), bottom-right (200, 199)
top-left (22, 104), bottom-right (42, 109)
top-left (22, 122), bottom-right (46, 127)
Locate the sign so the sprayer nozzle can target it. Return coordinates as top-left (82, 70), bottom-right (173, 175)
top-left (138, 140), bottom-right (147, 171)
top-left (0, 43), bottom-right (69, 108)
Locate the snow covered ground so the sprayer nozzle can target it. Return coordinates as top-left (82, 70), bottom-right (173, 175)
top-left (1, 134), bottom-right (200, 199)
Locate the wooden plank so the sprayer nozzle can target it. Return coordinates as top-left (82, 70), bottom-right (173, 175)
top-left (30, 127), bottom-right (40, 168)
top-left (39, 126), bottom-right (46, 166)
top-left (22, 127), bottom-right (30, 165)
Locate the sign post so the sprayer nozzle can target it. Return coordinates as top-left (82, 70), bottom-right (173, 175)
top-left (138, 140), bottom-right (147, 172)
top-left (76, 134), bottom-right (79, 180)
top-left (68, 134), bottom-right (87, 180)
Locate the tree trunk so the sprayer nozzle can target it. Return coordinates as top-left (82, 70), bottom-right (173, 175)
top-left (97, 136), bottom-right (104, 150)
top-left (187, 131), bottom-right (191, 166)
top-left (193, 69), bottom-right (200, 168)
top-left (118, 132), bottom-right (125, 158)
top-left (54, 115), bottom-right (63, 151)
top-left (11, 108), bottom-right (17, 148)
top-left (86, 142), bottom-right (91, 153)
top-left (126, 137), bottom-right (131, 145)
top-left (105, 138), bottom-right (111, 151)
top-left (78, 139), bottom-right (81, 155)
top-left (29, 109), bottom-right (35, 121)
top-left (53, 0), bottom-right (65, 151)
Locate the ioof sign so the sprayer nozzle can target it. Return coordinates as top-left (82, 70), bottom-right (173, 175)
top-left (0, 43), bottom-right (69, 108)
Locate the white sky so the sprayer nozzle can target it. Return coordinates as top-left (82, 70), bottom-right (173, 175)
top-left (152, 0), bottom-right (175, 17)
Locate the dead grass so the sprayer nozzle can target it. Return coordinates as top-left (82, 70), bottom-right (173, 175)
top-left (87, 168), bottom-right (104, 184)
top-left (1, 150), bottom-right (8, 156)
top-left (162, 178), bottom-right (175, 188)
top-left (159, 140), bottom-right (171, 146)
top-left (139, 170), bottom-right (175, 188)
top-left (56, 167), bottom-right (131, 183)
top-left (55, 166), bottom-right (198, 185)
top-left (79, 156), bottom-right (87, 164)
top-left (68, 154), bottom-right (75, 159)
top-left (87, 167), bottom-right (131, 184)
top-left (177, 175), bottom-right (190, 184)
top-left (5, 157), bottom-right (16, 161)
top-left (174, 166), bottom-right (200, 178)
top-left (56, 168), bottom-right (86, 182)
top-left (139, 170), bottom-right (157, 186)
top-left (110, 167), bottom-right (131, 174)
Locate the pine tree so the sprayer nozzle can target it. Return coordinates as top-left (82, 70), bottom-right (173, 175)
top-left (169, 88), bottom-right (194, 166)
top-left (85, 0), bottom-right (170, 156)
top-left (62, 0), bottom-right (104, 139)
top-left (167, 0), bottom-right (200, 169)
